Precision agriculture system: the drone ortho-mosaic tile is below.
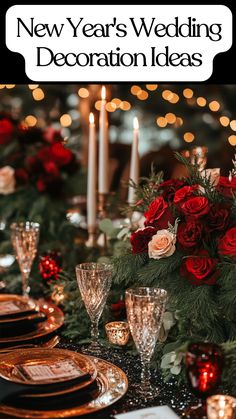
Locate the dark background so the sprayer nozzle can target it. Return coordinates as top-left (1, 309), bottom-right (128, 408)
top-left (0, 0), bottom-right (235, 83)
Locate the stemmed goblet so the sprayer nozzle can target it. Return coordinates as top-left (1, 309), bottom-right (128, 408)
top-left (185, 342), bottom-right (224, 418)
top-left (10, 222), bottom-right (40, 297)
top-left (125, 287), bottom-right (168, 399)
top-left (76, 262), bottom-right (113, 353)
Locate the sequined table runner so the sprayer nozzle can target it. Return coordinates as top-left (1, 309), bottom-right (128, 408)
top-left (59, 341), bottom-right (195, 419)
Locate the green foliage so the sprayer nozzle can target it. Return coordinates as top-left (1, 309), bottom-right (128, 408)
top-left (121, 167), bottom-right (163, 215)
top-left (221, 341), bottom-right (236, 396)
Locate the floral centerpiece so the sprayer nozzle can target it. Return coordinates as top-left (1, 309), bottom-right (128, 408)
top-left (59, 153), bottom-right (236, 394)
top-left (0, 112), bottom-right (82, 295)
top-left (109, 154), bottom-right (236, 390)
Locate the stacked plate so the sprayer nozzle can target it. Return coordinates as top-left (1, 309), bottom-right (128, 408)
top-left (0, 294), bottom-right (64, 346)
top-left (0, 348), bottom-right (128, 418)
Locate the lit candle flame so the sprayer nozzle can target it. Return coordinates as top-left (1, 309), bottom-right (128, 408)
top-left (101, 85), bottom-right (106, 100)
top-left (89, 112), bottom-right (94, 124)
top-left (133, 116), bottom-right (139, 130)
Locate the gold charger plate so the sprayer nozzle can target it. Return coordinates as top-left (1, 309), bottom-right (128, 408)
top-left (0, 312), bottom-right (45, 326)
top-left (0, 300), bottom-right (64, 344)
top-left (0, 295), bottom-right (37, 318)
top-left (0, 356), bottom-right (128, 418)
top-left (0, 348), bottom-right (97, 398)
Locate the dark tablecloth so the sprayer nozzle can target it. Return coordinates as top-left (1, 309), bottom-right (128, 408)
top-left (58, 341), bottom-right (194, 419)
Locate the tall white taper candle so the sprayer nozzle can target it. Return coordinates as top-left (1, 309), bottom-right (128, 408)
top-left (87, 112), bottom-right (97, 229)
top-left (128, 117), bottom-right (140, 204)
top-left (98, 86), bottom-right (109, 194)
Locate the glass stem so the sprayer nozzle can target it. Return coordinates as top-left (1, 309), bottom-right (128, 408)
top-left (141, 358), bottom-right (151, 392)
top-left (91, 319), bottom-right (99, 345)
top-left (21, 271), bottom-right (30, 296)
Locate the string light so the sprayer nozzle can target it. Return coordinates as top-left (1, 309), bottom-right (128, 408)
top-left (137, 90), bottom-right (149, 100)
top-left (230, 120), bottom-right (236, 131)
top-left (146, 84), bottom-right (158, 91)
top-left (165, 112), bottom-right (176, 124)
top-left (60, 114), bottom-right (72, 127)
top-left (162, 90), bottom-right (173, 101)
top-left (120, 101), bottom-right (131, 111)
top-left (169, 93), bottom-right (179, 103)
top-left (5, 85), bottom-right (15, 89)
top-left (78, 88), bottom-right (89, 98)
top-left (25, 115), bottom-right (37, 127)
top-left (106, 102), bottom-right (116, 112)
top-left (228, 135), bottom-right (236, 146)
top-left (219, 116), bottom-right (230, 127)
top-left (197, 97), bottom-right (207, 107)
top-left (209, 101), bottom-right (220, 112)
top-left (0, 85), bottom-right (5, 89)
top-left (95, 100), bottom-right (102, 111)
top-left (131, 85), bottom-right (141, 95)
top-left (32, 88), bottom-right (45, 101)
top-left (184, 132), bottom-right (195, 142)
top-left (112, 98), bottom-right (122, 107)
top-left (176, 117), bottom-right (183, 126)
top-left (156, 117), bottom-right (167, 127)
top-left (183, 88), bottom-right (194, 99)
top-left (28, 84), bottom-right (39, 90)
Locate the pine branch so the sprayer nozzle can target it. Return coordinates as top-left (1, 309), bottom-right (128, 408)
top-left (174, 152), bottom-right (222, 203)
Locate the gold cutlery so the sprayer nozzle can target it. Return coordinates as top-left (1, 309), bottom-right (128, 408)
top-left (0, 335), bottom-right (60, 354)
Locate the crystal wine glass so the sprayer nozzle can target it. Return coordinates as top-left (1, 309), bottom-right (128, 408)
top-left (11, 222), bottom-right (40, 297)
top-left (185, 342), bottom-right (223, 418)
top-left (125, 287), bottom-right (168, 399)
top-left (75, 262), bottom-right (113, 353)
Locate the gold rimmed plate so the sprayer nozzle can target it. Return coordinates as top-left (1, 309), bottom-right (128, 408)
top-left (0, 295), bottom-right (37, 318)
top-left (0, 312), bottom-right (46, 327)
top-left (0, 348), bottom-right (97, 398)
top-left (0, 355), bottom-right (128, 418)
top-left (0, 300), bottom-right (64, 344)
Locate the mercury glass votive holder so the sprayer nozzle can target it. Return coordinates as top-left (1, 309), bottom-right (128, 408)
top-left (105, 321), bottom-right (130, 346)
top-left (207, 395), bottom-right (236, 419)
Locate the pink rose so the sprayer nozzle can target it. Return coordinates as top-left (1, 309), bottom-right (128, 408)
top-left (0, 166), bottom-right (15, 195)
top-left (148, 229), bottom-right (176, 260)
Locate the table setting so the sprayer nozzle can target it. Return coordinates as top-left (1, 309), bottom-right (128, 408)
top-left (1, 84), bottom-right (236, 419)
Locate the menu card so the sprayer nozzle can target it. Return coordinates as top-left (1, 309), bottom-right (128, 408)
top-left (0, 301), bottom-right (21, 315)
top-left (16, 359), bottom-right (85, 382)
top-left (114, 406), bottom-right (179, 419)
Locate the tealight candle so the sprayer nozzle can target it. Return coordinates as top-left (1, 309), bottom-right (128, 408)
top-left (105, 321), bottom-right (130, 346)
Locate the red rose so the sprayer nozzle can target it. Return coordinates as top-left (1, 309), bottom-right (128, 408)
top-left (174, 185), bottom-right (198, 205)
top-left (43, 127), bottom-right (62, 143)
top-left (0, 118), bottom-right (14, 144)
top-left (36, 177), bottom-right (47, 192)
top-left (26, 155), bottom-right (40, 171)
top-left (207, 206), bottom-right (229, 232)
top-left (218, 227), bottom-right (236, 258)
top-left (15, 168), bottom-right (29, 184)
top-left (181, 196), bottom-right (210, 218)
top-left (177, 221), bottom-right (203, 251)
top-left (43, 161), bottom-right (59, 178)
top-left (217, 176), bottom-right (236, 198)
top-left (181, 251), bottom-right (219, 285)
top-left (144, 196), bottom-right (174, 229)
top-left (159, 179), bottom-right (186, 201)
top-left (50, 142), bottom-right (73, 166)
top-left (130, 227), bottom-right (156, 254)
top-left (37, 147), bottom-right (50, 163)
